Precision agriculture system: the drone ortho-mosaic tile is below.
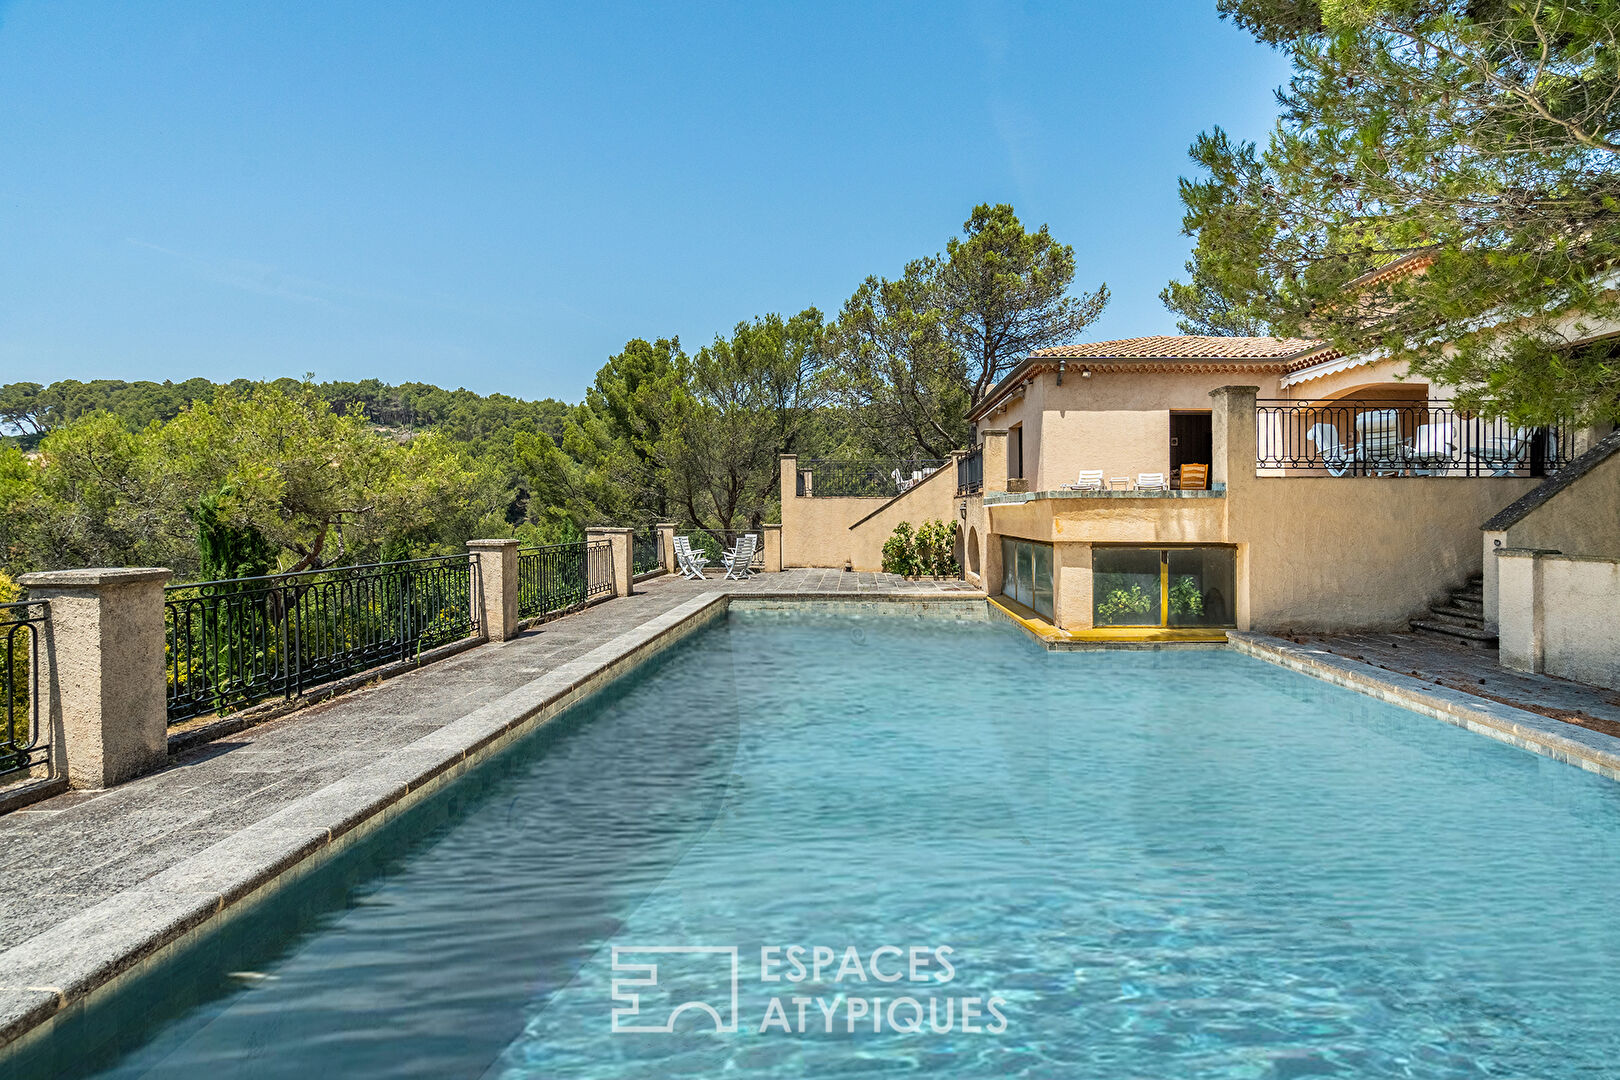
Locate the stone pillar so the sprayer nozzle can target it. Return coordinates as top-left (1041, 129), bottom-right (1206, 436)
top-left (1497, 547), bottom-right (1559, 673)
top-left (657, 523), bottom-right (678, 573)
top-left (1209, 385), bottom-right (1259, 492)
top-left (16, 568), bottom-right (170, 789)
top-left (1481, 529), bottom-right (1508, 634)
top-left (780, 454), bottom-right (798, 500)
top-left (762, 524), bottom-right (783, 572)
top-left (980, 431), bottom-right (1009, 494)
top-left (587, 527), bottom-right (636, 597)
top-left (467, 539), bottom-right (520, 641)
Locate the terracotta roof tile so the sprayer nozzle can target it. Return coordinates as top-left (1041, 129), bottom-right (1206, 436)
top-left (1032, 335), bottom-right (1326, 361)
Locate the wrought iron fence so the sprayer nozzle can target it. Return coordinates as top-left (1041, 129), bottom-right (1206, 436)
top-left (517, 540), bottom-right (614, 622)
top-left (794, 459), bottom-right (948, 497)
top-left (1255, 399), bottom-right (1572, 477)
top-left (957, 447), bottom-right (983, 495)
top-left (165, 554), bottom-right (479, 724)
top-left (632, 529), bottom-right (663, 576)
top-left (1, 600), bottom-right (48, 780)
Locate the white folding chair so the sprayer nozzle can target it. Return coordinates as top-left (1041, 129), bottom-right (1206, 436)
top-left (1136, 472), bottom-right (1167, 491)
top-left (722, 534), bottom-right (757, 580)
top-left (674, 535), bottom-right (708, 580)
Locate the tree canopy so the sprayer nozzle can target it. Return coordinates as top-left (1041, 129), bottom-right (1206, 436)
top-left (1, 202), bottom-right (1107, 580)
top-left (827, 203), bottom-right (1107, 456)
top-left (1168, 0), bottom-right (1620, 421)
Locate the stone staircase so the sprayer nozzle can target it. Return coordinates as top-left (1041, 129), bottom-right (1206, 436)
top-left (1410, 573), bottom-right (1497, 649)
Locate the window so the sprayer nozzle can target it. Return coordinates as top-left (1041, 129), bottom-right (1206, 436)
top-left (1000, 537), bottom-right (1054, 620)
top-left (1093, 547), bottom-right (1235, 628)
top-left (1008, 424), bottom-right (1024, 479)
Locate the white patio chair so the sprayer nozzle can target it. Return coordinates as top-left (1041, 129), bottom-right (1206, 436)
top-left (1469, 426), bottom-right (1531, 476)
top-left (1355, 410), bottom-right (1408, 475)
top-left (1061, 469), bottom-right (1104, 491)
top-left (1406, 422), bottom-right (1455, 475)
top-left (890, 468), bottom-right (906, 493)
top-left (1308, 423), bottom-right (1353, 477)
top-left (722, 534), bottom-right (757, 580)
top-left (1136, 472), bottom-right (1167, 491)
top-left (674, 535), bottom-right (708, 580)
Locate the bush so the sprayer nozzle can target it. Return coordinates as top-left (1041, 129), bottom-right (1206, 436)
top-left (882, 519), bottom-right (959, 577)
top-left (881, 521), bottom-right (919, 576)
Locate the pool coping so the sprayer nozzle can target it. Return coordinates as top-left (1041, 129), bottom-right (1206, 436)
top-left (0, 588), bottom-right (987, 1055)
top-left (1230, 631), bottom-right (1620, 780)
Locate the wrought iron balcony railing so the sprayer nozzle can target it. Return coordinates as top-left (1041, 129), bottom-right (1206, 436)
top-left (1255, 399), bottom-right (1571, 477)
top-left (957, 447), bottom-right (983, 495)
top-left (794, 458), bottom-right (948, 498)
top-left (1, 600), bottom-right (48, 780)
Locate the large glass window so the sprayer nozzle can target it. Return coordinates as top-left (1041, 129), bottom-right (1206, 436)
top-left (1000, 538), bottom-right (1054, 620)
top-left (1168, 548), bottom-right (1236, 627)
top-left (1092, 548), bottom-right (1163, 627)
top-left (1093, 547), bottom-right (1237, 628)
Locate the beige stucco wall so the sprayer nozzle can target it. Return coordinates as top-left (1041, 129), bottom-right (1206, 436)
top-left (1538, 556), bottom-right (1620, 688)
top-left (989, 493), bottom-right (1227, 547)
top-left (1233, 476), bottom-right (1533, 631)
top-left (983, 367), bottom-right (1285, 491)
top-left (779, 455), bottom-right (963, 571)
top-left (1481, 447), bottom-right (1620, 631)
top-left (1499, 551), bottom-right (1620, 689)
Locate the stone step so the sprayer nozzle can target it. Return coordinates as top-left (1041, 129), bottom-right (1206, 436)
top-left (1451, 584), bottom-right (1483, 600)
top-left (1445, 595), bottom-right (1484, 613)
top-left (1424, 607), bottom-right (1485, 629)
top-left (1410, 619), bottom-right (1499, 648)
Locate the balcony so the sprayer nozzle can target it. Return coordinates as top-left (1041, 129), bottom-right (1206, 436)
top-left (1255, 399), bottom-right (1572, 477)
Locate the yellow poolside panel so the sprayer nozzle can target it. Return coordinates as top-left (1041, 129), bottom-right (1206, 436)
top-left (988, 596), bottom-right (1228, 646)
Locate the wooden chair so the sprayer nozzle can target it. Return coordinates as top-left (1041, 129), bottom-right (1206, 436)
top-left (1178, 463), bottom-right (1208, 490)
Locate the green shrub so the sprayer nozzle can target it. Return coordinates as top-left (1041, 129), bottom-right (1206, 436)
top-left (1096, 584), bottom-right (1155, 622)
top-left (1168, 575), bottom-right (1204, 618)
top-left (881, 521), bottom-right (918, 576)
top-left (882, 519), bottom-right (960, 577)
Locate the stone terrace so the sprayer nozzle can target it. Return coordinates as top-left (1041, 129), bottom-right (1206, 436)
top-left (0, 568), bottom-right (977, 953)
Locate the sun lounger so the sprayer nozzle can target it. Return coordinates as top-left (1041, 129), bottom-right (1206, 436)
top-left (1061, 469), bottom-right (1104, 491)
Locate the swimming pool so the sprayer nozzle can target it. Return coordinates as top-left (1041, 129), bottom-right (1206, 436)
top-left (13, 608), bottom-right (1620, 1078)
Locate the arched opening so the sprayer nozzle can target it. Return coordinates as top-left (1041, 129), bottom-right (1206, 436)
top-left (967, 527), bottom-right (981, 575)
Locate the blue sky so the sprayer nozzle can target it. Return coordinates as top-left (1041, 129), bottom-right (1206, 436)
top-left (0, 2), bottom-right (1291, 402)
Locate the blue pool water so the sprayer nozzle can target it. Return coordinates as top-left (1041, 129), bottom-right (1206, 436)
top-left (16, 610), bottom-right (1620, 1078)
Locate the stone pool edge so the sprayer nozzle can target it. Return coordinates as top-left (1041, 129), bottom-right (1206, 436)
top-left (1230, 631), bottom-right (1620, 780)
top-left (0, 590), bottom-right (752, 1054)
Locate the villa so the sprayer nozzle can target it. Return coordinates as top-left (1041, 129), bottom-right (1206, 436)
top-left (781, 330), bottom-right (1615, 645)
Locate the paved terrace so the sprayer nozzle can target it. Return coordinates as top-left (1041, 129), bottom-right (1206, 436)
top-left (0, 569), bottom-right (976, 954)
top-left (1291, 630), bottom-right (1620, 734)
